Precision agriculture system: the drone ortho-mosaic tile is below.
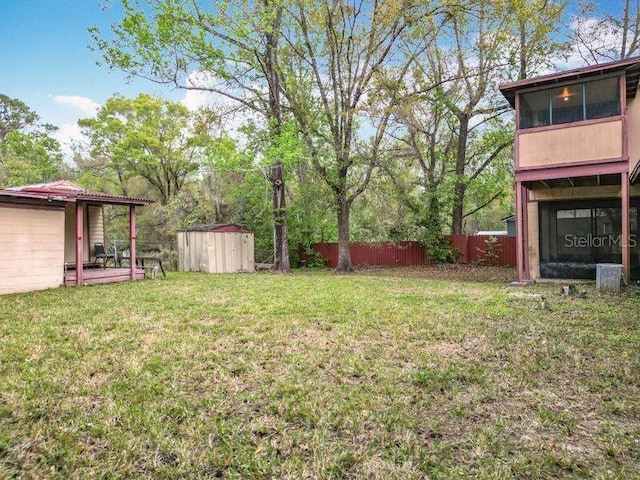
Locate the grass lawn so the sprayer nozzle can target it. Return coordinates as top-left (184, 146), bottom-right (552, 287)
top-left (1, 268), bottom-right (639, 478)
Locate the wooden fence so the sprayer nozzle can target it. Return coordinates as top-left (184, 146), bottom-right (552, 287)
top-left (300, 235), bottom-right (516, 268)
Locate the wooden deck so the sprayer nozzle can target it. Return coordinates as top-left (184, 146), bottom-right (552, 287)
top-left (64, 267), bottom-right (146, 286)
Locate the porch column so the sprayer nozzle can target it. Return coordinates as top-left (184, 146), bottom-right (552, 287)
top-left (75, 202), bottom-right (84, 286)
top-left (515, 181), bottom-right (530, 282)
top-left (622, 171), bottom-right (630, 281)
top-left (523, 187), bottom-right (530, 280)
top-left (130, 205), bottom-right (137, 280)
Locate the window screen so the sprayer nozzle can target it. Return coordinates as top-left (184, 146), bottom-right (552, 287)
top-left (551, 84), bottom-right (583, 125)
top-left (519, 76), bottom-right (620, 129)
top-left (585, 77), bottom-right (620, 119)
top-left (520, 90), bottom-right (550, 129)
top-left (539, 201), bottom-right (640, 271)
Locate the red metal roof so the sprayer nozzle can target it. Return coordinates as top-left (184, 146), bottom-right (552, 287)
top-left (2, 180), bottom-right (154, 206)
top-left (499, 56), bottom-right (640, 107)
top-left (181, 223), bottom-right (252, 233)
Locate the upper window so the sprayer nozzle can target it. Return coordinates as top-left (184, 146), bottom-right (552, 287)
top-left (519, 77), bottom-right (620, 129)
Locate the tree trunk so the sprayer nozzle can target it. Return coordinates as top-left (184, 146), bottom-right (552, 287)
top-left (335, 194), bottom-right (353, 272)
top-left (519, 19), bottom-right (527, 80)
top-left (451, 182), bottom-right (467, 235)
top-left (621, 0), bottom-right (630, 58)
top-left (271, 162), bottom-right (291, 273)
top-left (451, 113), bottom-right (469, 235)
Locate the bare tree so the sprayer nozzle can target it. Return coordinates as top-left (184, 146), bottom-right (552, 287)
top-left (280, 0), bottom-right (441, 271)
top-left (571, 0), bottom-right (640, 64)
top-left (443, 2), bottom-right (514, 234)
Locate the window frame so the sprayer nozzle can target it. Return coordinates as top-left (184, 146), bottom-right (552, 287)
top-left (518, 75), bottom-right (622, 130)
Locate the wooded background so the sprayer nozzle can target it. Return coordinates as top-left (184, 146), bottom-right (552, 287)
top-left (1, 0), bottom-right (637, 270)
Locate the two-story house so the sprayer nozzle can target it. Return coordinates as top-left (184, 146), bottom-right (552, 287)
top-left (499, 57), bottom-right (640, 284)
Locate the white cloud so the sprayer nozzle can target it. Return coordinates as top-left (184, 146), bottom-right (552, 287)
top-left (182, 89), bottom-right (216, 111)
top-left (183, 71), bottom-right (219, 111)
top-left (52, 95), bottom-right (100, 115)
top-left (46, 94), bottom-right (100, 162)
top-left (564, 16), bottom-right (623, 68)
top-left (182, 70), bottom-right (262, 139)
top-left (52, 122), bottom-right (90, 163)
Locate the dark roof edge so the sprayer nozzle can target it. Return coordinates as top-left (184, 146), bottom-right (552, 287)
top-left (500, 56), bottom-right (640, 92)
top-left (179, 223), bottom-right (252, 233)
top-left (76, 193), bottom-right (154, 205)
top-left (0, 189), bottom-right (154, 206)
top-left (0, 190), bottom-right (72, 203)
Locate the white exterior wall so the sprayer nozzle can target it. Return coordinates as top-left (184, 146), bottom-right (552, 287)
top-left (178, 230), bottom-right (254, 273)
top-left (0, 205), bottom-right (65, 294)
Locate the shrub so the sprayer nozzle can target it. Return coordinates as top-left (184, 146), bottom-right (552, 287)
top-left (476, 236), bottom-right (502, 266)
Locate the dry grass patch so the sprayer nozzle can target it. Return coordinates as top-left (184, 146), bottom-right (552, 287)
top-left (0, 270), bottom-right (638, 478)
top-left (357, 264), bottom-right (517, 283)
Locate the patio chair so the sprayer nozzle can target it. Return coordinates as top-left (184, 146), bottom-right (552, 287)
top-left (93, 243), bottom-right (115, 268)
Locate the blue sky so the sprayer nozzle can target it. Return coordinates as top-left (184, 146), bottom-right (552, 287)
top-left (0, 1), bottom-right (184, 156)
top-left (0, 0), bottom-right (626, 160)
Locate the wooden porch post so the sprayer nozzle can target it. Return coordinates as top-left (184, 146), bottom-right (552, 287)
top-left (75, 202), bottom-right (84, 286)
top-left (622, 171), bottom-right (630, 281)
top-left (130, 205), bottom-right (137, 280)
top-left (515, 181), bottom-right (525, 282)
top-left (522, 187), bottom-right (530, 280)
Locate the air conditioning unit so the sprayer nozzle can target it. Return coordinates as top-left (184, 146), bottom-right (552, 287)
top-left (596, 263), bottom-right (623, 293)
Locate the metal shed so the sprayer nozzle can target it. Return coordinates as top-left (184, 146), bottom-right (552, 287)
top-left (177, 224), bottom-right (255, 273)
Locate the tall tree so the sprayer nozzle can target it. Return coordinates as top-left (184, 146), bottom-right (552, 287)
top-left (439, 1), bottom-right (514, 234)
top-left (78, 93), bottom-right (216, 205)
top-left (382, 0), bottom-right (563, 238)
top-left (0, 95), bottom-right (39, 143)
top-left (0, 94), bottom-right (63, 188)
top-left (91, 0), bottom-right (293, 272)
top-left (506, 0), bottom-right (568, 80)
top-left (384, 41), bottom-right (457, 243)
top-left (281, 0), bottom-right (442, 271)
top-left (414, 0), bottom-right (565, 234)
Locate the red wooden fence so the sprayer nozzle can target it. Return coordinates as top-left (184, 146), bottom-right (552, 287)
top-left (300, 235), bottom-right (516, 268)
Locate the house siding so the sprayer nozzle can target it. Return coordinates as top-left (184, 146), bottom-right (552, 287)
top-left (627, 95), bottom-right (640, 175)
top-left (518, 119), bottom-right (623, 168)
top-left (0, 205), bottom-right (65, 294)
top-left (88, 205), bottom-right (105, 252)
top-left (528, 202), bottom-right (540, 280)
top-left (529, 185), bottom-right (640, 202)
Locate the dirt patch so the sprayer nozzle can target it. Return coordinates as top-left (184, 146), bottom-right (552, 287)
top-left (355, 264), bottom-right (517, 283)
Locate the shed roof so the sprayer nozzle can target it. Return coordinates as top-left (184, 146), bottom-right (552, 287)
top-left (499, 56), bottom-right (640, 107)
top-left (181, 223), bottom-right (252, 233)
top-left (1, 180), bottom-right (154, 206)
